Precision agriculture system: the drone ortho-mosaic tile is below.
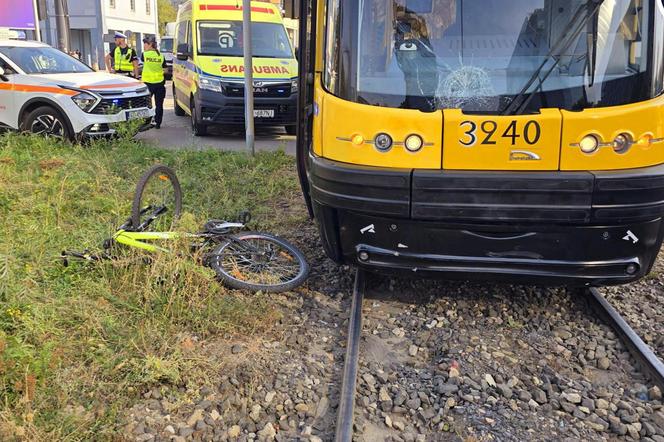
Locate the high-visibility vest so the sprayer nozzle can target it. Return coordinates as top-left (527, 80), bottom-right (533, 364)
top-left (141, 50), bottom-right (165, 84)
top-left (114, 46), bottom-right (133, 72)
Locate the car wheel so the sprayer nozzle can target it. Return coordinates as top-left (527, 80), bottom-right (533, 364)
top-left (21, 106), bottom-right (73, 141)
top-left (285, 125), bottom-right (297, 136)
top-left (190, 98), bottom-right (207, 137)
top-left (173, 84), bottom-right (185, 116)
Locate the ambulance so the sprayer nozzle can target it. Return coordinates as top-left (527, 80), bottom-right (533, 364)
top-left (172, 0), bottom-right (298, 136)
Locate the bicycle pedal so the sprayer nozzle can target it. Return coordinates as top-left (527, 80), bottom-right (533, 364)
top-left (237, 210), bottom-right (252, 224)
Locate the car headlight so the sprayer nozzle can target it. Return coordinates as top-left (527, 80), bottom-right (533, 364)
top-left (199, 75), bottom-right (222, 93)
top-left (291, 79), bottom-right (298, 93)
top-left (71, 92), bottom-right (98, 113)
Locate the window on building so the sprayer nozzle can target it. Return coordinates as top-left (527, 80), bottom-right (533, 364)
top-left (110, 0), bottom-right (115, 8)
top-left (130, 0), bottom-right (135, 11)
top-left (146, 0), bottom-right (151, 14)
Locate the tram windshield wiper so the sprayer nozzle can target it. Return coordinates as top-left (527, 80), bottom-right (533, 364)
top-left (501, 0), bottom-right (604, 115)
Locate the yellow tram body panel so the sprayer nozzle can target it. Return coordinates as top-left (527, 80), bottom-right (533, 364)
top-left (318, 91), bottom-right (442, 169)
top-left (441, 109), bottom-right (562, 171)
top-left (313, 84), bottom-right (664, 172)
top-left (560, 95), bottom-right (664, 171)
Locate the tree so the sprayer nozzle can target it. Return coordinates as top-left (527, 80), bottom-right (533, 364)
top-left (157, 0), bottom-right (177, 35)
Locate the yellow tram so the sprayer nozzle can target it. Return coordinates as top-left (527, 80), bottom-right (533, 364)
top-left (296, 0), bottom-right (664, 286)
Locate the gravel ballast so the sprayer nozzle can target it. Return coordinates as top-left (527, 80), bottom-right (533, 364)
top-left (122, 221), bottom-right (664, 441)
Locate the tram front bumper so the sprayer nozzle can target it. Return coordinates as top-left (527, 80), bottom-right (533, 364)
top-left (308, 155), bottom-right (664, 286)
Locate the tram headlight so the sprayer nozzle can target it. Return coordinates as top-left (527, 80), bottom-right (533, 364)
top-left (637, 134), bottom-right (654, 147)
top-left (579, 135), bottom-right (600, 154)
top-left (613, 133), bottom-right (633, 154)
top-left (374, 133), bottom-right (393, 152)
top-left (405, 134), bottom-right (424, 152)
top-left (351, 134), bottom-right (365, 146)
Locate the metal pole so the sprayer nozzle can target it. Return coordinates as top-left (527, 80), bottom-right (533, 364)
top-left (54, 0), bottom-right (70, 52)
top-left (32, 0), bottom-right (41, 41)
top-left (242, 0), bottom-right (255, 156)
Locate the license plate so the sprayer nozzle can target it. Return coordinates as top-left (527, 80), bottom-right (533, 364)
top-left (254, 109), bottom-right (274, 118)
top-left (126, 109), bottom-right (151, 121)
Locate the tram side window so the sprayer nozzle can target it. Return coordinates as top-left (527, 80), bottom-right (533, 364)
top-left (324, 0), bottom-right (342, 95)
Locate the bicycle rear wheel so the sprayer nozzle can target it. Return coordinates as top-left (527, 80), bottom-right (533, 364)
top-left (209, 232), bottom-right (309, 293)
top-left (131, 165), bottom-right (182, 231)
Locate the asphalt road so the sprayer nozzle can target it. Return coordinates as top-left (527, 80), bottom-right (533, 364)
top-left (136, 81), bottom-right (296, 154)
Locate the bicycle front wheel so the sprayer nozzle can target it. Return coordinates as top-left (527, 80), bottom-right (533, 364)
top-left (209, 232), bottom-right (309, 293)
top-left (131, 164), bottom-right (182, 231)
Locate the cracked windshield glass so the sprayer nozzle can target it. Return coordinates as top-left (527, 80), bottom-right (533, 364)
top-left (325, 0), bottom-right (651, 113)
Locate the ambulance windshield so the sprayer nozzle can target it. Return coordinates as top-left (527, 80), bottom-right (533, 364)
top-left (197, 21), bottom-right (294, 59)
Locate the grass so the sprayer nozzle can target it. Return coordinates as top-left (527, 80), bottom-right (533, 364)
top-left (0, 132), bottom-right (303, 440)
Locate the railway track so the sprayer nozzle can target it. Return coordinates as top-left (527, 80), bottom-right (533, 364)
top-left (334, 270), bottom-right (664, 441)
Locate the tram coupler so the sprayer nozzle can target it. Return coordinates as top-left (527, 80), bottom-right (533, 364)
top-left (335, 270), bottom-right (366, 442)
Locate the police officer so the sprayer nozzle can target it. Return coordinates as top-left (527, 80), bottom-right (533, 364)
top-left (105, 32), bottom-right (139, 78)
top-left (141, 36), bottom-right (167, 129)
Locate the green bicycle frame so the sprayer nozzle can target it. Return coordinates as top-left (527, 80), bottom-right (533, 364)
top-left (113, 229), bottom-right (185, 253)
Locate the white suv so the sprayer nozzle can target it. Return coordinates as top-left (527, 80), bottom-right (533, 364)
top-left (0, 40), bottom-right (154, 140)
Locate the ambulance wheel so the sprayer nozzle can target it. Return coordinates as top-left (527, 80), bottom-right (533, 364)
top-left (285, 125), bottom-right (297, 136)
top-left (173, 85), bottom-right (185, 116)
top-left (21, 106), bottom-right (73, 141)
top-left (190, 98), bottom-right (208, 137)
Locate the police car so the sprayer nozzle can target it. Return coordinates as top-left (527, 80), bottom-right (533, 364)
top-left (0, 40), bottom-right (154, 140)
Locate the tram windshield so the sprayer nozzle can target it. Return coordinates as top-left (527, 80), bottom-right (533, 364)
top-left (324, 0), bottom-right (662, 113)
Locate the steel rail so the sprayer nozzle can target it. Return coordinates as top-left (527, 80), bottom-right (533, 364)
top-left (335, 270), bottom-right (366, 442)
top-left (586, 288), bottom-right (664, 391)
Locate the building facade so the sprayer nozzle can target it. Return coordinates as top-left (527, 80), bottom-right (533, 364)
top-left (39, 0), bottom-right (158, 70)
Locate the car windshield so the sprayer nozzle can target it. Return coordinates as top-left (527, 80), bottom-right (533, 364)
top-left (197, 20), bottom-right (294, 58)
top-left (160, 38), bottom-right (174, 52)
top-left (325, 0), bottom-right (659, 113)
top-left (0, 45), bottom-right (92, 74)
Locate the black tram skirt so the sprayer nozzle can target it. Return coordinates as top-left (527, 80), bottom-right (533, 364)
top-left (307, 154), bottom-right (664, 287)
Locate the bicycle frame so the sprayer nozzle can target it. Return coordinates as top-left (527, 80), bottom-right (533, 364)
top-left (113, 229), bottom-right (185, 253)
top-left (62, 203), bottom-right (248, 264)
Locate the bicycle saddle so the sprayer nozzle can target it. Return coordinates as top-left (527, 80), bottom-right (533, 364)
top-left (204, 220), bottom-right (244, 234)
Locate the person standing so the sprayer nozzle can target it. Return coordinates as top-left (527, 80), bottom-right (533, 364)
top-left (105, 32), bottom-right (139, 78)
top-left (141, 37), bottom-right (167, 129)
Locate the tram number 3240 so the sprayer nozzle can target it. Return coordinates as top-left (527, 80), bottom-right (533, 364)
top-left (459, 120), bottom-right (542, 147)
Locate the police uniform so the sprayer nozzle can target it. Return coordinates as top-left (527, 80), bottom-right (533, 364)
top-left (141, 49), bottom-right (167, 128)
top-left (109, 42), bottom-right (138, 77)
